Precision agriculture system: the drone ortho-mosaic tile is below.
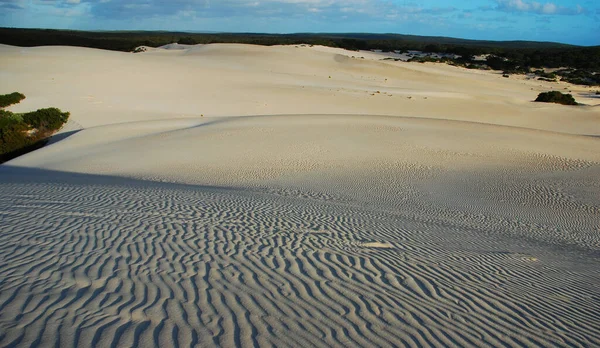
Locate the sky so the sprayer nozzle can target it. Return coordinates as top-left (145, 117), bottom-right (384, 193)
top-left (0, 0), bottom-right (598, 46)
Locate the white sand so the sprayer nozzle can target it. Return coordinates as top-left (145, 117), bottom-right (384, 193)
top-left (0, 43), bottom-right (599, 347)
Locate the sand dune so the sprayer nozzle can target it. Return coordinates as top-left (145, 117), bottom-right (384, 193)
top-left (1, 43), bottom-right (598, 132)
top-left (1, 44), bottom-right (600, 347)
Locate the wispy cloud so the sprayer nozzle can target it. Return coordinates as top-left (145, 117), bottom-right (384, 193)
top-left (2, 0), bottom-right (461, 21)
top-left (80, 0), bottom-right (389, 19)
top-left (494, 0), bottom-right (586, 15)
top-left (0, 0), bottom-right (25, 10)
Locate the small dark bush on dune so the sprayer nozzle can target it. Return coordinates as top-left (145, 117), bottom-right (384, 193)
top-left (0, 93), bottom-right (70, 161)
top-left (0, 109), bottom-right (13, 118)
top-left (534, 91), bottom-right (577, 105)
top-left (533, 70), bottom-right (557, 79)
top-left (22, 108), bottom-right (70, 132)
top-left (0, 92), bottom-right (26, 108)
top-left (0, 116), bottom-right (31, 155)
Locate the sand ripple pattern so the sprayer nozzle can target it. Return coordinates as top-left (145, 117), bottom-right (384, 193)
top-left (1, 173), bottom-right (599, 348)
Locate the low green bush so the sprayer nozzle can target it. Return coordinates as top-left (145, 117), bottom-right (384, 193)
top-left (408, 56), bottom-right (444, 63)
top-left (0, 116), bottom-right (31, 155)
top-left (0, 93), bottom-right (69, 159)
top-left (22, 108), bottom-right (70, 132)
top-left (555, 69), bottom-right (600, 86)
top-left (0, 92), bottom-right (26, 108)
top-left (534, 91), bottom-right (577, 105)
top-left (0, 109), bottom-right (13, 118)
top-left (533, 70), bottom-right (557, 79)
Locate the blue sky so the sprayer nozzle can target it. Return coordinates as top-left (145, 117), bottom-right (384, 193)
top-left (1, 0), bottom-right (598, 45)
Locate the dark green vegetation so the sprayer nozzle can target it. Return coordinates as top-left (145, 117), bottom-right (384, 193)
top-left (0, 28), bottom-right (598, 86)
top-left (534, 91), bottom-right (578, 105)
top-left (553, 69), bottom-right (600, 86)
top-left (0, 92), bottom-right (26, 108)
top-left (0, 93), bottom-right (69, 162)
top-left (394, 54), bottom-right (598, 86)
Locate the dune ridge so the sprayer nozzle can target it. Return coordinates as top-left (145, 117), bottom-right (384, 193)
top-left (1, 43), bottom-right (600, 347)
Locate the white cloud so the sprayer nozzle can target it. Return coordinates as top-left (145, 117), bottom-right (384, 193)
top-left (495, 0), bottom-right (586, 15)
top-left (9, 0), bottom-right (459, 22)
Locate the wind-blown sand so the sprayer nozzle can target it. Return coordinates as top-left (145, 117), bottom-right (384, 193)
top-left (1, 43), bottom-right (599, 347)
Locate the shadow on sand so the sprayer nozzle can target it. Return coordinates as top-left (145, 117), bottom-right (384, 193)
top-left (0, 129), bottom-right (82, 164)
top-left (0, 165), bottom-right (243, 194)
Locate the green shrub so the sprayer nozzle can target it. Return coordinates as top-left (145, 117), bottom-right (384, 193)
top-left (533, 70), bottom-right (557, 79)
top-left (408, 56), bottom-right (443, 63)
top-left (22, 108), bottom-right (70, 132)
top-left (555, 69), bottom-right (600, 86)
top-left (0, 115), bottom-right (32, 155)
top-left (0, 92), bottom-right (26, 108)
top-left (534, 91), bottom-right (577, 105)
top-left (0, 98), bottom-right (70, 158)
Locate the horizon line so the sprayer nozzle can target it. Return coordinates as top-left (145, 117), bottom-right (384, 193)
top-left (2, 26), bottom-right (597, 48)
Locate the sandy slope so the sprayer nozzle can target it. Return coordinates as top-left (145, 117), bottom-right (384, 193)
top-left (1, 44), bottom-right (600, 347)
top-left (1, 43), bottom-right (599, 133)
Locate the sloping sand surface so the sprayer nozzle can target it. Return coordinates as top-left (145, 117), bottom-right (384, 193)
top-left (1, 43), bottom-right (598, 132)
top-left (1, 44), bottom-right (599, 347)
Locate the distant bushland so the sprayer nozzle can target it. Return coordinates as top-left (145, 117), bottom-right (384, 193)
top-left (0, 93), bottom-right (69, 162)
top-left (177, 37), bottom-right (196, 45)
top-left (0, 28), bottom-right (597, 67)
top-left (534, 91), bottom-right (577, 106)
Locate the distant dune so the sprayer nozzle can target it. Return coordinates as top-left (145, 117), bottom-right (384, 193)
top-left (1, 43), bottom-right (599, 347)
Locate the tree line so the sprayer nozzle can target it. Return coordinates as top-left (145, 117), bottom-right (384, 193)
top-left (1, 28), bottom-right (598, 71)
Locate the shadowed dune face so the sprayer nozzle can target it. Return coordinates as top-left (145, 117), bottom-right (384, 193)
top-left (1, 44), bottom-right (600, 347)
top-left (0, 167), bottom-right (599, 347)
